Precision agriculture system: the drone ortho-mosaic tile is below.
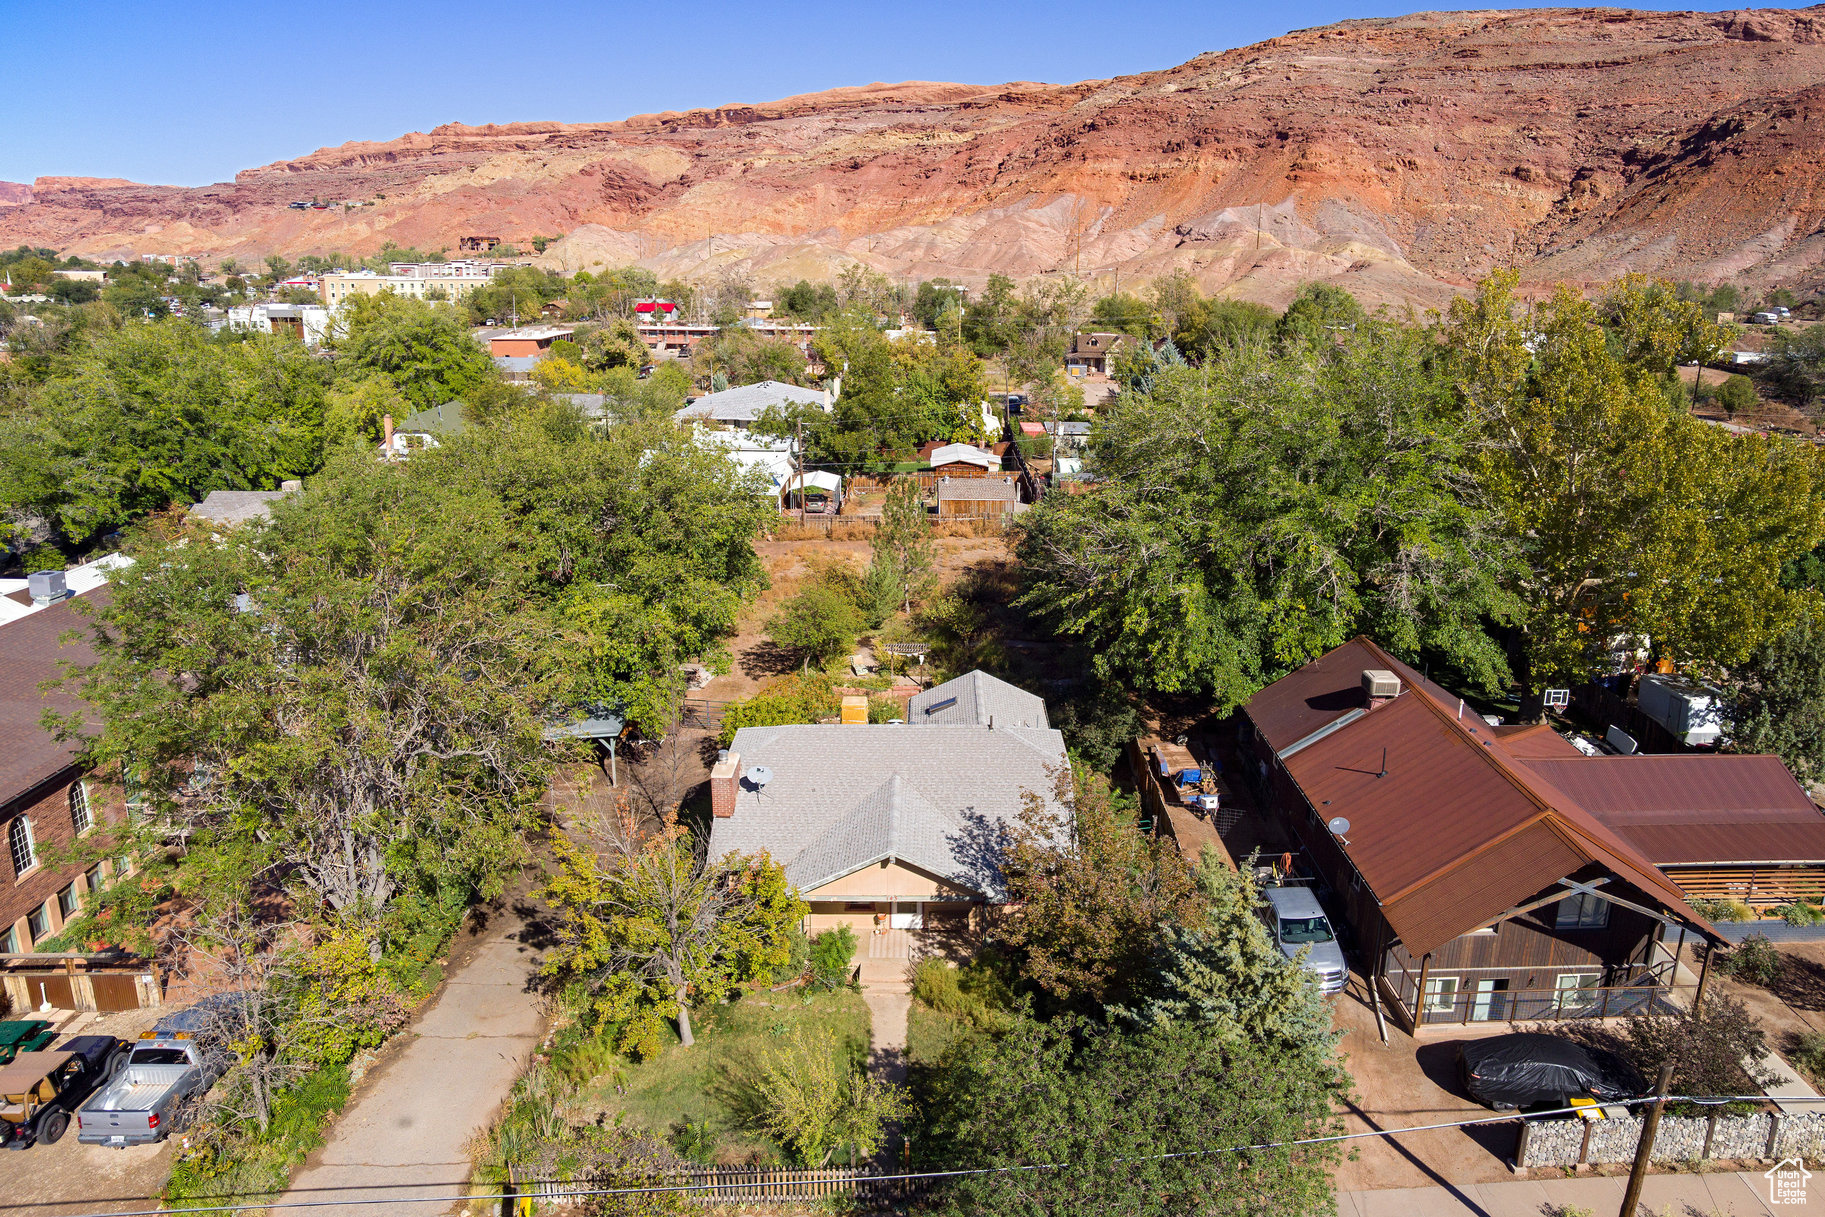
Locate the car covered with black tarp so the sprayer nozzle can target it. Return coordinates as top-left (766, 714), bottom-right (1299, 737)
top-left (1457, 1033), bottom-right (1647, 1110)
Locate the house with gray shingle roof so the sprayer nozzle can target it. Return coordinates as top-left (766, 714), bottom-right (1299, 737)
top-left (706, 676), bottom-right (1066, 939)
top-left (189, 483), bottom-right (301, 527)
top-left (675, 380), bottom-right (832, 432)
top-left (909, 670), bottom-right (1048, 729)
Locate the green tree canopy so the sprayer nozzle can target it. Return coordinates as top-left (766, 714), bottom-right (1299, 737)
top-left (1728, 612), bottom-right (1825, 781)
top-left (1447, 271), bottom-right (1825, 687)
top-left (1016, 315), bottom-right (1518, 706)
top-left (333, 292), bottom-right (492, 409)
top-left (0, 320), bottom-right (332, 540)
top-left (910, 1015), bottom-right (1343, 1217)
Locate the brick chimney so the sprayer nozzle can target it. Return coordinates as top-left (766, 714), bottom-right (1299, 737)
top-left (710, 751), bottom-right (743, 819)
top-left (1362, 669), bottom-right (1402, 709)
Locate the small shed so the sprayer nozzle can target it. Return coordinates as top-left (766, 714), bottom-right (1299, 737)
top-left (928, 443), bottom-right (1001, 476)
top-left (936, 474), bottom-right (1018, 518)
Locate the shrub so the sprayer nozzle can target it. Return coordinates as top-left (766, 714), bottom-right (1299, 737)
top-left (911, 953), bottom-right (1020, 1032)
top-left (1792, 1030), bottom-right (1825, 1081)
top-left (718, 673), bottom-right (840, 747)
top-left (1691, 897), bottom-right (1756, 923)
top-left (1719, 934), bottom-right (1785, 987)
top-left (1717, 374), bottom-right (1758, 415)
top-left (551, 1030), bottom-right (623, 1091)
top-left (766, 583), bottom-right (863, 668)
top-left (807, 926), bottom-right (858, 992)
top-left (1781, 901), bottom-right (1825, 926)
top-left (748, 1027), bottom-right (908, 1166)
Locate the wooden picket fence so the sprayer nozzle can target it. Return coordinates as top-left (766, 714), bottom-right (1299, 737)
top-left (506, 1163), bottom-right (925, 1207)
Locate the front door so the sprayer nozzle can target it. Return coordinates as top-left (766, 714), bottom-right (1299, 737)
top-left (1470, 978), bottom-right (1509, 1022)
top-left (889, 902), bottom-right (923, 930)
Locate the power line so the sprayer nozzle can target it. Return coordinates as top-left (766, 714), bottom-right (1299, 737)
top-left (53, 1093), bottom-right (1816, 1217)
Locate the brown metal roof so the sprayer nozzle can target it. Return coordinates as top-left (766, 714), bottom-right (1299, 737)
top-left (1245, 638), bottom-right (1717, 954)
top-left (1523, 756), bottom-right (1825, 866)
top-left (0, 591), bottom-right (106, 805)
top-left (1491, 722), bottom-right (1584, 759)
top-left (1244, 637), bottom-right (1389, 755)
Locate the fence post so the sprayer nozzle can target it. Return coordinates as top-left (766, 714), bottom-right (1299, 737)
top-left (1515, 1119), bottom-right (1532, 1168)
top-left (1766, 1113), bottom-right (1784, 1160)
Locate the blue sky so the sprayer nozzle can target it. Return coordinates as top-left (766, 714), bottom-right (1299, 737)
top-left (3, 0), bottom-right (1757, 186)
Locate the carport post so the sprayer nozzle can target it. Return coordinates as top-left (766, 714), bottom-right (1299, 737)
top-left (1692, 941), bottom-right (1714, 1016)
top-left (1413, 953), bottom-right (1432, 1030)
top-left (1619, 1062), bottom-right (1676, 1217)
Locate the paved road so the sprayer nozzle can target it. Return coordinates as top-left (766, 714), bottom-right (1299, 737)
top-left (281, 908), bottom-right (546, 1216)
top-left (1339, 1167), bottom-right (1809, 1214)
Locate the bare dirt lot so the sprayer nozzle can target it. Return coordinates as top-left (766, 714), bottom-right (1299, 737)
top-left (700, 532), bottom-right (1014, 705)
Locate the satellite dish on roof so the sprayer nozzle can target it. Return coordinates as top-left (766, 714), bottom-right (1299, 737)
top-left (1327, 817), bottom-right (1351, 844)
top-left (747, 765), bottom-right (773, 790)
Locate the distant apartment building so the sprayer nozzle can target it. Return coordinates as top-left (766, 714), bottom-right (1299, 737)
top-left (385, 260), bottom-right (503, 283)
top-left (228, 303), bottom-right (332, 347)
top-left (320, 270), bottom-right (487, 307)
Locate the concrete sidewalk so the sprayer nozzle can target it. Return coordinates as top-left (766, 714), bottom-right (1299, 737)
top-left (1339, 1168), bottom-right (1806, 1215)
top-left (280, 905), bottom-right (547, 1216)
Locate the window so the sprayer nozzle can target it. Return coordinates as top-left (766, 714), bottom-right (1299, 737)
top-left (1422, 975), bottom-right (1459, 1014)
top-left (0, 927), bottom-right (14, 954)
top-left (115, 855), bottom-right (133, 879)
top-left (85, 863), bottom-right (104, 894)
top-left (8, 818), bottom-right (35, 877)
top-left (57, 885), bottom-right (77, 919)
top-left (69, 781), bottom-right (92, 834)
top-left (27, 902), bottom-right (51, 943)
top-left (1555, 892), bottom-right (1610, 930)
top-left (1555, 972), bottom-right (1601, 1004)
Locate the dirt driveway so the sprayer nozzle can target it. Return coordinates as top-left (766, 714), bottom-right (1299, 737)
top-left (1331, 982), bottom-right (1523, 1192)
top-left (0, 1006), bottom-right (176, 1216)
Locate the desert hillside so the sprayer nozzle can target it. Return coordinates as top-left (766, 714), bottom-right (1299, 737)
top-left (8, 6), bottom-right (1825, 306)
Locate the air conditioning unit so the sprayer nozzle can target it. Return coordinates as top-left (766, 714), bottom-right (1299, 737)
top-left (1361, 669), bottom-right (1401, 701)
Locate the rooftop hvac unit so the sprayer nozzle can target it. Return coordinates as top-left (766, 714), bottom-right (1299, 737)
top-left (1361, 669), bottom-right (1401, 700)
top-left (26, 569), bottom-right (68, 606)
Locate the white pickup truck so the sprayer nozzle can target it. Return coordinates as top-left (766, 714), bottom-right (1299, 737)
top-left (77, 1032), bottom-right (221, 1147)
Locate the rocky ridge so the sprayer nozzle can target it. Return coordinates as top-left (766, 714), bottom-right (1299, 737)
top-left (8, 7), bottom-right (1825, 306)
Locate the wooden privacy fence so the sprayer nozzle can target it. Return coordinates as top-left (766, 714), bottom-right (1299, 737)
top-left (506, 1165), bottom-right (928, 1208)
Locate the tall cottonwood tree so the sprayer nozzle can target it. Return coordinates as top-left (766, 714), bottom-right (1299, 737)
top-left (1015, 317), bottom-right (1518, 707)
top-left (1446, 272), bottom-right (1825, 688)
top-left (65, 455), bottom-right (560, 924)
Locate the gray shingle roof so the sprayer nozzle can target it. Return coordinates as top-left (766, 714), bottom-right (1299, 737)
top-left (708, 718), bottom-right (1066, 900)
top-left (676, 380), bottom-right (829, 424)
top-left (398, 400), bottom-right (467, 436)
top-left (189, 489), bottom-right (291, 525)
top-left (936, 475), bottom-right (1017, 502)
top-left (909, 670), bottom-right (1048, 728)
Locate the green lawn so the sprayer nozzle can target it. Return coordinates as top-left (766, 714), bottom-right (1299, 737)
top-left (580, 988), bottom-right (870, 1164)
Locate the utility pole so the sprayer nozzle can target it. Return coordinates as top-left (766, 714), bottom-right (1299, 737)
top-left (1619, 1062), bottom-right (1676, 1217)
